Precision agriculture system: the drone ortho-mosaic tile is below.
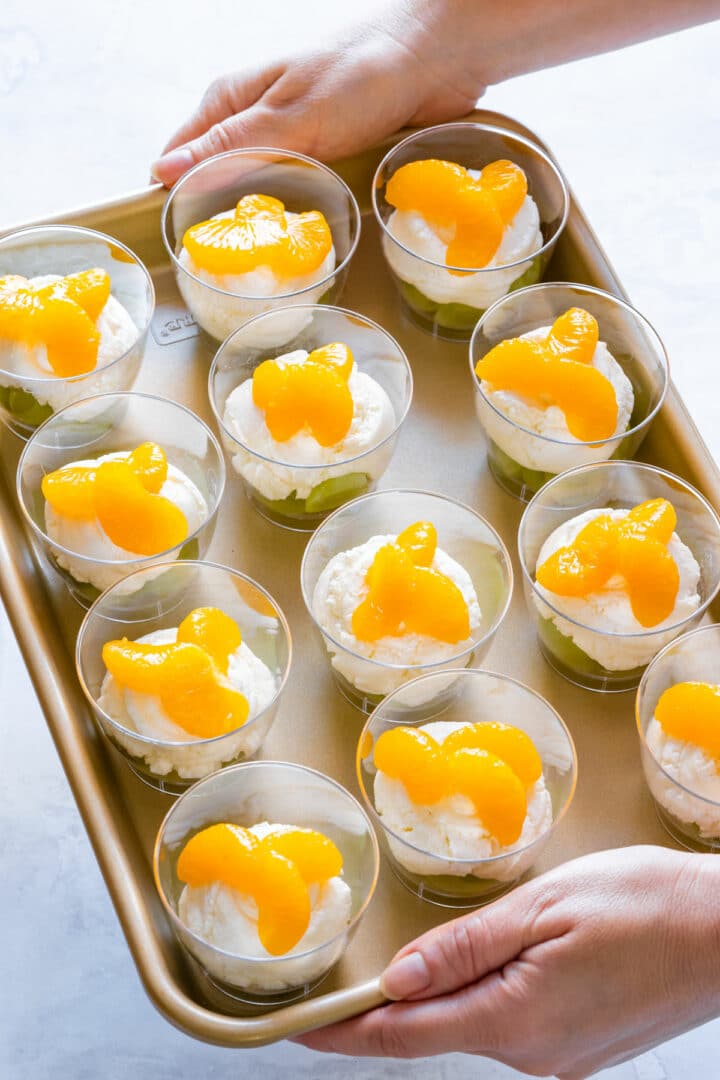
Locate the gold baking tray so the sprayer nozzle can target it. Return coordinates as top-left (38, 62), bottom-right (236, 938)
top-left (1, 110), bottom-right (719, 1047)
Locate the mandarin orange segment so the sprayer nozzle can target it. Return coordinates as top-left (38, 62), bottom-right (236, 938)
top-left (103, 614), bottom-right (249, 739)
top-left (546, 308), bottom-right (599, 364)
top-left (182, 193), bottom-right (332, 277)
top-left (93, 460), bottom-right (188, 555)
top-left (176, 607), bottom-right (242, 674)
top-left (177, 824), bottom-right (310, 956)
top-left (352, 521), bottom-right (470, 644)
top-left (252, 341), bottom-right (354, 446)
top-left (444, 722), bottom-right (542, 787)
top-left (475, 321), bottom-right (617, 443)
top-left (373, 723), bottom-right (534, 845)
top-left (0, 268), bottom-right (111, 377)
top-left (261, 828), bottom-right (344, 884)
top-left (655, 682), bottom-right (720, 764)
top-left (41, 442), bottom-right (171, 521)
top-left (176, 823), bottom-right (342, 955)
top-left (373, 727), bottom-right (447, 804)
top-left (385, 157), bottom-right (530, 269)
top-left (536, 499), bottom-right (681, 627)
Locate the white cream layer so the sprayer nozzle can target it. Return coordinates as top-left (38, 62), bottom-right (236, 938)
top-left (645, 716), bottom-right (720, 839)
top-left (98, 627), bottom-right (277, 779)
top-left (477, 326), bottom-right (635, 473)
top-left (312, 533), bottom-right (481, 699)
top-left (178, 209), bottom-right (336, 343)
top-left (374, 720), bottom-right (552, 880)
top-left (383, 183), bottom-right (542, 310)
top-left (534, 508), bottom-right (701, 670)
top-left (178, 822), bottom-right (352, 992)
top-left (44, 451), bottom-right (208, 593)
top-left (0, 273), bottom-right (138, 410)
top-left (223, 349), bottom-right (396, 500)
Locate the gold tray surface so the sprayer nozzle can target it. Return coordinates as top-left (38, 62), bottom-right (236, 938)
top-left (1, 111), bottom-right (719, 1047)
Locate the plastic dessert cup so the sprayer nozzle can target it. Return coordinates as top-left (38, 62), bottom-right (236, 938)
top-left (153, 761), bottom-right (380, 1004)
top-left (518, 461), bottom-right (720, 692)
top-left (209, 304), bottom-right (413, 530)
top-left (469, 282), bottom-right (669, 501)
top-left (637, 624), bottom-right (720, 852)
top-left (17, 391), bottom-right (225, 607)
top-left (372, 121), bottom-right (569, 341)
top-left (76, 560), bottom-right (292, 795)
top-left (301, 489), bottom-right (513, 713)
top-left (357, 668), bottom-right (577, 907)
top-left (161, 148), bottom-right (361, 344)
top-left (0, 225), bottom-right (154, 439)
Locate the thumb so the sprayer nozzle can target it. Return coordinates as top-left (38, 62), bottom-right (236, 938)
top-left (151, 105), bottom-right (293, 187)
top-left (380, 878), bottom-right (550, 1001)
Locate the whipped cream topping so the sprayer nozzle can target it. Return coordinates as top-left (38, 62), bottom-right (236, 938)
top-left (0, 273), bottom-right (138, 410)
top-left (477, 326), bottom-right (635, 473)
top-left (44, 451), bottom-right (208, 593)
top-left (645, 715), bottom-right (720, 838)
top-left (177, 822), bottom-right (352, 991)
top-left (99, 627), bottom-right (277, 779)
top-left (383, 179), bottom-right (542, 310)
top-left (312, 533), bottom-right (482, 699)
top-left (178, 209), bottom-right (336, 343)
top-left (374, 720), bottom-right (552, 880)
top-left (223, 349), bottom-right (396, 500)
top-left (534, 508), bottom-right (702, 670)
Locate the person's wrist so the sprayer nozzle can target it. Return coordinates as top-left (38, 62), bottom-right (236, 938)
top-left (687, 855), bottom-right (720, 1009)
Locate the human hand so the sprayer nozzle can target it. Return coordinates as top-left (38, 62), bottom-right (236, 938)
top-left (296, 846), bottom-right (720, 1078)
top-left (151, 1), bottom-right (485, 186)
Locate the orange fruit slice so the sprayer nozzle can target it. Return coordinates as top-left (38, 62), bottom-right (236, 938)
top-left (655, 682), bottom-right (720, 764)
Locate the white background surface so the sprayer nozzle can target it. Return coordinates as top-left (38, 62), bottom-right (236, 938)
top-left (2, 3), bottom-right (719, 1077)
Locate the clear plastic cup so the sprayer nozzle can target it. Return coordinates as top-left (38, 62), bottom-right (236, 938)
top-left (469, 283), bottom-right (669, 501)
top-left (357, 668), bottom-right (577, 907)
top-left (372, 122), bottom-right (569, 340)
top-left (518, 461), bottom-right (720, 692)
top-left (153, 761), bottom-right (380, 1004)
top-left (76, 560), bottom-right (292, 795)
top-left (17, 391), bottom-right (225, 606)
top-left (637, 623), bottom-right (720, 852)
top-left (209, 304), bottom-right (413, 530)
top-left (0, 225), bottom-right (154, 439)
top-left (301, 489), bottom-right (513, 712)
top-left (161, 148), bottom-right (361, 344)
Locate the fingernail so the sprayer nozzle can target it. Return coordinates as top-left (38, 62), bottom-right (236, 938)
top-left (150, 147), bottom-right (194, 185)
top-left (380, 951), bottom-right (430, 1000)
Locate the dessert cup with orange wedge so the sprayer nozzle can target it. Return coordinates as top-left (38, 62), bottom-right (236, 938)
top-left (357, 669), bottom-right (577, 906)
top-left (76, 561), bottom-right (291, 793)
top-left (153, 761), bottom-right (379, 1002)
top-left (301, 489), bottom-right (513, 712)
top-left (519, 461), bottom-right (720, 692)
top-left (0, 225), bottom-right (154, 438)
top-left (637, 624), bottom-right (720, 852)
top-left (162, 149), bottom-right (361, 345)
top-left (372, 122), bottom-right (568, 339)
top-left (17, 392), bottom-right (225, 606)
top-left (470, 283), bottom-right (669, 501)
top-left (209, 305), bottom-right (412, 529)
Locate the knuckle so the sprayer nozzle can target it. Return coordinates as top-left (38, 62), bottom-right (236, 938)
top-left (200, 118), bottom-right (242, 156)
top-left (374, 1011), bottom-right (410, 1058)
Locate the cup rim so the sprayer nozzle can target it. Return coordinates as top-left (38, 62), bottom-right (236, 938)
top-left (0, 224), bottom-right (156, 385)
top-left (160, 147), bottom-right (362, 301)
top-left (16, 390), bottom-right (227, 568)
top-left (371, 121), bottom-right (570, 275)
top-left (518, 460), bottom-right (720, 639)
top-left (356, 667), bottom-right (578, 863)
top-left (300, 487), bottom-right (514, 670)
top-left (468, 281), bottom-right (670, 447)
top-left (208, 303), bottom-right (414, 470)
top-left (75, 559), bottom-right (293, 749)
top-left (153, 759), bottom-right (381, 965)
top-left (635, 622), bottom-right (720, 808)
